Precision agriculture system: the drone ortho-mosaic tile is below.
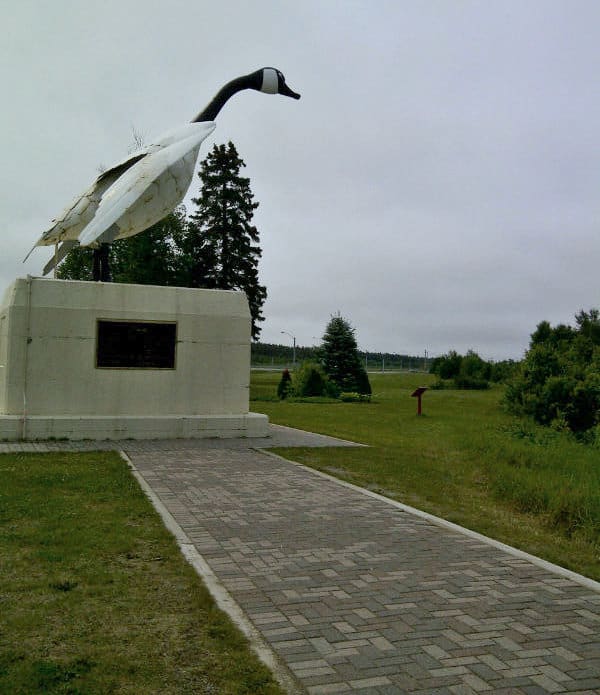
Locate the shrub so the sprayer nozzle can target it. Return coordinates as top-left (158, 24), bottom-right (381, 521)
top-left (429, 350), bottom-right (462, 379)
top-left (354, 367), bottom-right (372, 396)
top-left (431, 350), bottom-right (491, 389)
top-left (340, 392), bottom-right (371, 402)
top-left (277, 369), bottom-right (293, 399)
top-left (453, 375), bottom-right (490, 390)
top-left (292, 362), bottom-right (338, 398)
top-left (489, 359), bottom-right (519, 383)
top-left (505, 308), bottom-right (600, 436)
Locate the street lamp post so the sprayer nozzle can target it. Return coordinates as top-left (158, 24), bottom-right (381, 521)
top-left (281, 330), bottom-right (296, 368)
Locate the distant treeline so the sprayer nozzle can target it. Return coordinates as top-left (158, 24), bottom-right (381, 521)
top-left (429, 350), bottom-right (519, 389)
top-left (251, 342), bottom-right (429, 370)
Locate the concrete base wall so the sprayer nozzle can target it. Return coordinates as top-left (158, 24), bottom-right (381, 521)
top-left (0, 412), bottom-right (268, 441)
top-left (0, 277), bottom-right (268, 440)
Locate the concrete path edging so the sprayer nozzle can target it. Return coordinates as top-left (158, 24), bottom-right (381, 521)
top-left (123, 442), bottom-right (600, 693)
top-left (119, 451), bottom-right (305, 695)
top-left (258, 449), bottom-right (600, 594)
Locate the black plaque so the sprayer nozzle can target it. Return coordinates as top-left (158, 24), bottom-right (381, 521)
top-left (96, 320), bottom-right (177, 369)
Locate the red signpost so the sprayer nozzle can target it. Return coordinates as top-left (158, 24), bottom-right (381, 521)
top-left (410, 386), bottom-right (428, 415)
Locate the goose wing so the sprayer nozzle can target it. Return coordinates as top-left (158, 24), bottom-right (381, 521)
top-left (42, 240), bottom-right (79, 276)
top-left (23, 152), bottom-right (148, 263)
top-left (25, 122), bottom-right (213, 260)
top-left (93, 123), bottom-right (205, 184)
top-left (78, 122), bottom-right (215, 247)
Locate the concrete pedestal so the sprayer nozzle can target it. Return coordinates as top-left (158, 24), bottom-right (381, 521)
top-left (0, 277), bottom-right (268, 440)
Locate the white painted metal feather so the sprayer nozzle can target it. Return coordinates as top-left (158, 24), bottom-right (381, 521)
top-left (26, 121), bottom-right (215, 262)
top-left (26, 67), bottom-right (300, 277)
top-left (78, 123), bottom-right (215, 247)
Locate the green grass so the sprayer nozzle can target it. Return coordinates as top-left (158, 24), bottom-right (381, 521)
top-left (252, 370), bottom-right (600, 581)
top-left (0, 451), bottom-right (283, 695)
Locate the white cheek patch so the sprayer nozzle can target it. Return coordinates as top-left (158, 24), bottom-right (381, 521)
top-left (261, 68), bottom-right (279, 94)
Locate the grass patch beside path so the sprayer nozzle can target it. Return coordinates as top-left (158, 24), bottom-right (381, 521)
top-left (252, 371), bottom-right (600, 581)
top-left (0, 451), bottom-right (283, 695)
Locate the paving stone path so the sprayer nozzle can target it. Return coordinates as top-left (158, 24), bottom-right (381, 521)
top-left (124, 439), bottom-right (600, 695)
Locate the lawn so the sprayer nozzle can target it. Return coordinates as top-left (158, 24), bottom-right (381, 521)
top-left (252, 370), bottom-right (600, 581)
top-left (0, 451), bottom-right (283, 695)
top-left (2, 375), bottom-right (597, 693)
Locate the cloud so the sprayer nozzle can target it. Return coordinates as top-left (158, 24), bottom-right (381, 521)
top-left (2, 1), bottom-right (599, 360)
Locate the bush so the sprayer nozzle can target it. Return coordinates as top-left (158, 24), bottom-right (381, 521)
top-left (339, 392), bottom-right (371, 402)
top-left (505, 309), bottom-right (600, 437)
top-left (292, 362), bottom-right (339, 398)
top-left (277, 369), bottom-right (293, 399)
top-left (430, 350), bottom-right (463, 379)
top-left (354, 367), bottom-right (372, 396)
top-left (430, 350), bottom-right (491, 389)
top-left (489, 359), bottom-right (519, 383)
top-left (453, 375), bottom-right (490, 390)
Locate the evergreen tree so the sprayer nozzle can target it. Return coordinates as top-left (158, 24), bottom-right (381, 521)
top-left (172, 215), bottom-right (217, 289)
top-left (111, 210), bottom-right (182, 286)
top-left (53, 139), bottom-right (268, 341)
top-left (56, 245), bottom-right (95, 281)
top-left (321, 314), bottom-right (371, 395)
top-left (56, 212), bottom-right (182, 285)
top-left (188, 142), bottom-right (266, 339)
top-left (277, 369), bottom-right (293, 399)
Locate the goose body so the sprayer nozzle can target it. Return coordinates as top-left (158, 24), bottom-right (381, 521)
top-left (27, 68), bottom-right (300, 277)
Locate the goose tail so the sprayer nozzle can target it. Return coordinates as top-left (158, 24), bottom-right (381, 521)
top-left (42, 240), bottom-right (79, 276)
top-left (23, 242), bottom-right (39, 263)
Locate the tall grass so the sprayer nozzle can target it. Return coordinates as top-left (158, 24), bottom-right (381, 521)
top-left (478, 422), bottom-right (600, 541)
top-left (251, 370), bottom-right (600, 579)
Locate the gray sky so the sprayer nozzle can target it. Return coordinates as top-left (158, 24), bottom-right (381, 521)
top-left (2, 0), bottom-right (599, 360)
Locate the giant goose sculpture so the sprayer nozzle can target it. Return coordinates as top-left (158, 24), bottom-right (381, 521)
top-left (26, 68), bottom-right (300, 281)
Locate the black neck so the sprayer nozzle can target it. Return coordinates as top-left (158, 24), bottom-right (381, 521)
top-left (192, 72), bottom-right (261, 122)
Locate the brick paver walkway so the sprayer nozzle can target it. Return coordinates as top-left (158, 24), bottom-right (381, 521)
top-left (126, 443), bottom-right (600, 695)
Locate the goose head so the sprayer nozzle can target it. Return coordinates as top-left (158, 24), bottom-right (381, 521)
top-left (254, 67), bottom-right (301, 100)
top-left (193, 68), bottom-right (300, 122)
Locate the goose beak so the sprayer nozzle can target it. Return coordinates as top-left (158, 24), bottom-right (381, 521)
top-left (280, 80), bottom-right (301, 100)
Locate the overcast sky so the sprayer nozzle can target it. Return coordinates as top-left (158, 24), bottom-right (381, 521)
top-left (2, 1), bottom-right (599, 360)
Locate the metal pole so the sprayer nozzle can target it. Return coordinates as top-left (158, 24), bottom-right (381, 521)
top-left (281, 330), bottom-right (296, 368)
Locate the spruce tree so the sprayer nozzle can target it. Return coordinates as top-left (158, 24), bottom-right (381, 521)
top-left (56, 213), bottom-right (181, 285)
top-left (56, 245), bottom-right (95, 281)
top-left (321, 314), bottom-right (372, 395)
top-left (188, 142), bottom-right (267, 340)
top-left (172, 216), bottom-right (217, 289)
top-left (111, 211), bottom-right (181, 286)
top-left (277, 369), bottom-right (293, 399)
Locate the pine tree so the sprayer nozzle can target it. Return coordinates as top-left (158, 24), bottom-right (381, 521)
top-left (56, 245), bottom-right (95, 281)
top-left (321, 314), bottom-right (372, 395)
top-left (56, 213), bottom-right (181, 285)
top-left (277, 369), bottom-right (293, 399)
top-left (172, 215), bottom-right (217, 289)
top-left (111, 210), bottom-right (181, 286)
top-left (53, 140), bottom-right (268, 339)
top-left (188, 142), bottom-right (267, 340)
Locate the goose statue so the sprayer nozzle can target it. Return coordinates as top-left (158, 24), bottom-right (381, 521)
top-left (25, 68), bottom-right (300, 281)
